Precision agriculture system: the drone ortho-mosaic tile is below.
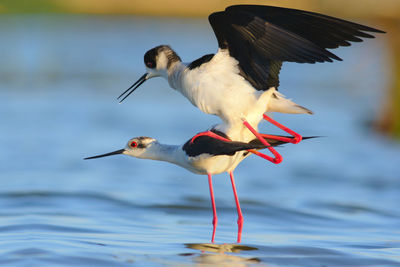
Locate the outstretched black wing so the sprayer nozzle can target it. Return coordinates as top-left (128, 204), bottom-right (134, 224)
top-left (208, 5), bottom-right (384, 91)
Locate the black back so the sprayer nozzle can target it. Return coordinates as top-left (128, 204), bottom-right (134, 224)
top-left (182, 130), bottom-right (261, 157)
top-left (183, 129), bottom-right (318, 158)
top-left (188, 54), bottom-right (215, 70)
top-left (182, 129), bottom-right (298, 157)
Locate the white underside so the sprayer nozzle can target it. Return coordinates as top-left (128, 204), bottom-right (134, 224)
top-left (185, 151), bottom-right (249, 175)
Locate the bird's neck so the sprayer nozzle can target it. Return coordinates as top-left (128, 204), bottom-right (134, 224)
top-left (166, 62), bottom-right (185, 90)
top-left (138, 142), bottom-right (186, 168)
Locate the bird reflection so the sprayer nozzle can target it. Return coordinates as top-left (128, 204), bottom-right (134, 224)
top-left (183, 243), bottom-right (260, 266)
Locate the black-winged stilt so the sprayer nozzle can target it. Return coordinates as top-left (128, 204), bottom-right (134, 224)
top-left (117, 5), bottom-right (384, 150)
top-left (85, 128), bottom-right (315, 243)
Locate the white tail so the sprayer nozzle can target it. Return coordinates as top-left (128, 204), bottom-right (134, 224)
top-left (268, 91), bottom-right (313, 115)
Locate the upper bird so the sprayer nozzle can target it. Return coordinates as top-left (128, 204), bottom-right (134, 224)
top-left (118, 5), bottom-right (384, 146)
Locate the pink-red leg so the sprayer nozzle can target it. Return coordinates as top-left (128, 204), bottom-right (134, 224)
top-left (191, 115), bottom-right (302, 145)
top-left (243, 120), bottom-right (282, 164)
top-left (229, 171), bottom-right (243, 243)
top-left (207, 173), bottom-right (217, 243)
top-left (262, 114), bottom-right (302, 144)
top-left (191, 131), bottom-right (231, 144)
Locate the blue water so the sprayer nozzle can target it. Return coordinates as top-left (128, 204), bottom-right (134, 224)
top-left (0, 14), bottom-right (399, 266)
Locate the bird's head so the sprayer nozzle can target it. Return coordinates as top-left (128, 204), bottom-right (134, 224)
top-left (118, 45), bottom-right (181, 103)
top-left (123, 137), bottom-right (158, 158)
top-left (84, 137), bottom-right (158, 160)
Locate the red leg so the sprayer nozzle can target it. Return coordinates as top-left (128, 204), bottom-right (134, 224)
top-left (207, 173), bottom-right (217, 243)
top-left (243, 120), bottom-right (282, 164)
top-left (191, 115), bottom-right (302, 145)
top-left (229, 171), bottom-right (243, 243)
top-left (191, 131), bottom-right (230, 144)
top-left (262, 114), bottom-right (302, 144)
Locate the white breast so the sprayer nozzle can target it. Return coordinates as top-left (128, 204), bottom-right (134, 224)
top-left (179, 51), bottom-right (269, 124)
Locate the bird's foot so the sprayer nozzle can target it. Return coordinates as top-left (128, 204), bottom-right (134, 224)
top-left (242, 120), bottom-right (283, 164)
top-left (247, 149), bottom-right (282, 164)
top-left (262, 114), bottom-right (302, 144)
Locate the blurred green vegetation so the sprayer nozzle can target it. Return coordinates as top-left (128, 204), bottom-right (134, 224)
top-left (375, 28), bottom-right (400, 139)
top-left (0, 0), bottom-right (398, 18)
top-left (0, 0), bottom-right (62, 13)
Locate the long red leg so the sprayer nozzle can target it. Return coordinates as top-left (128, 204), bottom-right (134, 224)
top-left (229, 171), bottom-right (243, 243)
top-left (243, 120), bottom-right (282, 164)
top-left (207, 173), bottom-right (217, 243)
top-left (262, 114), bottom-right (302, 144)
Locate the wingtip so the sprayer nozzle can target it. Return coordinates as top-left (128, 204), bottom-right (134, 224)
top-left (302, 136), bottom-right (322, 140)
top-left (329, 53), bottom-right (342, 62)
top-left (362, 27), bottom-right (386, 34)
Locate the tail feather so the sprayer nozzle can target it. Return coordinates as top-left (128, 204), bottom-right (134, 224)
top-left (269, 91), bottom-right (313, 114)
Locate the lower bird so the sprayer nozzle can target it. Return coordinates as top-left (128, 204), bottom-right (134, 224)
top-left (85, 128), bottom-right (314, 243)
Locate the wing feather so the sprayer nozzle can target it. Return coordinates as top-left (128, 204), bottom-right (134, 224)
top-left (208, 5), bottom-right (384, 91)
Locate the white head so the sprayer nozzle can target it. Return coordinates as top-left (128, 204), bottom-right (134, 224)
top-left (84, 137), bottom-right (158, 160)
top-left (118, 45), bottom-right (181, 103)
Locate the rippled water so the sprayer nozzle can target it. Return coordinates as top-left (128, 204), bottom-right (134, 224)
top-left (0, 14), bottom-right (399, 266)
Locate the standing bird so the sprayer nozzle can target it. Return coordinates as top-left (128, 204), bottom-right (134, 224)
top-left (84, 128), bottom-right (314, 243)
top-left (117, 5), bottom-right (384, 149)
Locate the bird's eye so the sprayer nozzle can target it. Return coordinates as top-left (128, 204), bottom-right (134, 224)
top-left (129, 141), bottom-right (138, 148)
top-left (146, 61), bottom-right (154, 68)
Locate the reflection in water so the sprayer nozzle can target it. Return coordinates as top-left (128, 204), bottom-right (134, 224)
top-left (184, 243), bottom-right (259, 266)
top-left (185, 243), bottom-right (258, 253)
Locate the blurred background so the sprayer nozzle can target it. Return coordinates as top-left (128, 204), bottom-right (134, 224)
top-left (0, 0), bottom-right (399, 266)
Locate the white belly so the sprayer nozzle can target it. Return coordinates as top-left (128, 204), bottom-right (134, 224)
top-left (186, 151), bottom-right (249, 175)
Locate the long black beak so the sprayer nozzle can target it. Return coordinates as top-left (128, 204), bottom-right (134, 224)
top-left (84, 149), bottom-right (125, 160)
top-left (117, 73), bottom-right (148, 103)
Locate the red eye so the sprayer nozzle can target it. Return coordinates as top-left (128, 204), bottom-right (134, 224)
top-left (130, 141), bottom-right (138, 148)
top-left (146, 62), bottom-right (153, 68)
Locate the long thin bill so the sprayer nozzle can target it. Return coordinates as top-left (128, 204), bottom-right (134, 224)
top-left (117, 73), bottom-right (148, 103)
top-left (84, 149), bottom-right (125, 160)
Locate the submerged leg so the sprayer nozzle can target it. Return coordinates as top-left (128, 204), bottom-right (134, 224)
top-left (207, 173), bottom-right (218, 243)
top-left (242, 120), bottom-right (282, 164)
top-left (229, 171), bottom-right (243, 243)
